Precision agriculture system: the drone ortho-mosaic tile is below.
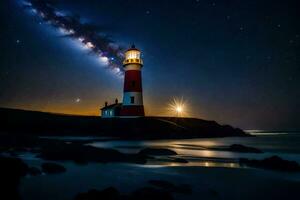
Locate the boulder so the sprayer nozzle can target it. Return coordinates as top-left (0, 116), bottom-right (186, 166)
top-left (75, 187), bottom-right (120, 200)
top-left (149, 180), bottom-right (192, 194)
top-left (0, 156), bottom-right (28, 199)
top-left (138, 148), bottom-right (177, 156)
top-left (208, 188), bottom-right (219, 197)
top-left (228, 144), bottom-right (262, 153)
top-left (41, 162), bottom-right (66, 174)
top-left (74, 186), bottom-right (173, 200)
top-left (240, 156), bottom-right (300, 171)
top-left (149, 180), bottom-right (175, 191)
top-left (39, 142), bottom-right (147, 164)
top-left (129, 187), bottom-right (173, 200)
top-left (172, 158), bottom-right (189, 163)
top-left (27, 166), bottom-right (42, 176)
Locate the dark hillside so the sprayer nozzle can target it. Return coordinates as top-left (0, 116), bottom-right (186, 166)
top-left (0, 108), bottom-right (248, 139)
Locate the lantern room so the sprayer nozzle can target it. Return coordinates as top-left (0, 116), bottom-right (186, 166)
top-left (123, 44), bottom-right (143, 66)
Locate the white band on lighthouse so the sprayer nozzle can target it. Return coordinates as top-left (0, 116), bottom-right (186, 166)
top-left (123, 92), bottom-right (143, 106)
top-left (124, 64), bottom-right (142, 71)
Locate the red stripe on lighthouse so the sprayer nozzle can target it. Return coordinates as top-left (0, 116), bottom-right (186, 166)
top-left (120, 105), bottom-right (145, 116)
top-left (123, 70), bottom-right (142, 92)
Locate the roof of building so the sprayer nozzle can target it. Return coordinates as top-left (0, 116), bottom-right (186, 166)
top-left (100, 103), bottom-right (122, 110)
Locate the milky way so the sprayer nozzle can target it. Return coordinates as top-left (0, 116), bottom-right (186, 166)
top-left (22, 0), bottom-right (125, 75)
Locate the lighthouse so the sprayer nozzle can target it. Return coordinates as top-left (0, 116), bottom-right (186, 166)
top-left (100, 45), bottom-right (145, 118)
top-left (120, 45), bottom-right (145, 117)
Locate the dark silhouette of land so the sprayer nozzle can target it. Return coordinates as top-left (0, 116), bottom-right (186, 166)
top-left (1, 108), bottom-right (300, 200)
top-left (0, 107), bottom-right (247, 139)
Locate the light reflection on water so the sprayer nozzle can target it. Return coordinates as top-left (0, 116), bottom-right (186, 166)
top-left (87, 133), bottom-right (300, 168)
top-left (39, 133), bottom-right (300, 169)
top-left (144, 159), bottom-right (240, 168)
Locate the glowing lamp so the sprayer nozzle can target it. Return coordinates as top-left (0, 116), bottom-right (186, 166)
top-left (123, 44), bottom-right (143, 65)
top-left (176, 106), bottom-right (182, 113)
top-left (168, 97), bottom-right (187, 117)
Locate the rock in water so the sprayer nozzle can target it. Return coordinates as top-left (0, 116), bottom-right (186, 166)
top-left (75, 187), bottom-right (120, 200)
top-left (149, 180), bottom-right (176, 191)
top-left (138, 148), bottom-right (177, 156)
top-left (27, 167), bottom-right (42, 176)
top-left (42, 162), bottom-right (66, 174)
top-left (0, 156), bottom-right (28, 200)
top-left (74, 186), bottom-right (173, 200)
top-left (173, 158), bottom-right (189, 163)
top-left (149, 180), bottom-right (192, 194)
top-left (240, 156), bottom-right (300, 171)
top-left (39, 143), bottom-right (147, 164)
top-left (228, 144), bottom-right (262, 153)
top-left (130, 187), bottom-right (173, 200)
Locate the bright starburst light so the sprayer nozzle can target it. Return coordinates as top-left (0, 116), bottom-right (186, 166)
top-left (168, 97), bottom-right (188, 117)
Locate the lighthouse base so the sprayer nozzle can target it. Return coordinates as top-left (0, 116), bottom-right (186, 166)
top-left (120, 105), bottom-right (144, 117)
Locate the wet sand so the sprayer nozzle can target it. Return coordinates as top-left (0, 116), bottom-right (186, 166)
top-left (20, 161), bottom-right (300, 200)
top-left (4, 133), bottom-right (300, 200)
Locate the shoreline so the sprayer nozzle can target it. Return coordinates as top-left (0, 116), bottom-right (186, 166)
top-left (19, 161), bottom-right (300, 200)
top-left (1, 134), bottom-right (299, 200)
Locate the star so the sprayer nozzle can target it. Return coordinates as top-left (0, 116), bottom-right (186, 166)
top-left (16, 39), bottom-right (20, 44)
top-left (75, 98), bottom-right (81, 103)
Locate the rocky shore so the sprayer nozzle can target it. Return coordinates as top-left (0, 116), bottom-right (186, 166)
top-left (1, 133), bottom-right (300, 200)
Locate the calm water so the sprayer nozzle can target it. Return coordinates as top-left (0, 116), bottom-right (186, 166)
top-left (18, 132), bottom-right (300, 200)
top-left (31, 132), bottom-right (300, 168)
top-left (86, 132), bottom-right (300, 167)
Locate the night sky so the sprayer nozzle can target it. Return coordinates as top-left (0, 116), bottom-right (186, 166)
top-left (0, 0), bottom-right (299, 130)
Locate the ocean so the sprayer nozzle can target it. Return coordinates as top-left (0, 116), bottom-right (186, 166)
top-left (87, 132), bottom-right (300, 166)
top-left (19, 132), bottom-right (300, 200)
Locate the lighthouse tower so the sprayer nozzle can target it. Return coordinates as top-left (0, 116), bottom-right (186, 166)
top-left (120, 45), bottom-right (145, 117)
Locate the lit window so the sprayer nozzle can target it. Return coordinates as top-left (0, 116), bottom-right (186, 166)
top-left (125, 50), bottom-right (140, 60)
